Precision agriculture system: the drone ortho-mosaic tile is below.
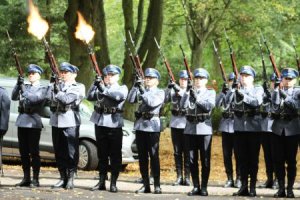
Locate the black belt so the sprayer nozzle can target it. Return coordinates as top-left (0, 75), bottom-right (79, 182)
top-left (234, 110), bottom-right (260, 117)
top-left (186, 114), bottom-right (210, 123)
top-left (18, 107), bottom-right (36, 114)
top-left (271, 113), bottom-right (299, 120)
top-left (94, 106), bottom-right (123, 114)
top-left (50, 106), bottom-right (79, 113)
top-left (171, 109), bottom-right (186, 116)
top-left (222, 112), bottom-right (234, 119)
top-left (260, 111), bottom-right (271, 118)
top-left (135, 111), bottom-right (159, 120)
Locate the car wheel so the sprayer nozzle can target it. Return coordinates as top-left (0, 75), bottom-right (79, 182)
top-left (78, 140), bottom-right (98, 171)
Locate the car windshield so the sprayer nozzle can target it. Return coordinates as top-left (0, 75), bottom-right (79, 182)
top-left (80, 100), bottom-right (94, 120)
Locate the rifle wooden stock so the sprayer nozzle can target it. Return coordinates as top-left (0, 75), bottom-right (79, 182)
top-left (134, 55), bottom-right (144, 79)
top-left (224, 31), bottom-right (239, 79)
top-left (179, 45), bottom-right (193, 80)
top-left (258, 40), bottom-right (268, 82)
top-left (42, 37), bottom-right (60, 77)
top-left (88, 46), bottom-right (102, 77)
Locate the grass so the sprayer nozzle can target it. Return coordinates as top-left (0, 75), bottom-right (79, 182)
top-left (123, 128), bottom-right (300, 183)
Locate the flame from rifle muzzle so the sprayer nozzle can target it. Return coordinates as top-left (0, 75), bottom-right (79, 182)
top-left (75, 12), bottom-right (95, 44)
top-left (27, 0), bottom-right (49, 40)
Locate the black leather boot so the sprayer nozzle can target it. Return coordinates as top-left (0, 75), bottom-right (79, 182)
top-left (52, 169), bottom-right (67, 189)
top-left (15, 170), bottom-right (31, 187)
top-left (110, 174), bottom-right (118, 193)
top-left (172, 169), bottom-right (183, 186)
top-left (183, 168), bottom-right (191, 186)
top-left (274, 179), bottom-right (286, 198)
top-left (286, 178), bottom-right (295, 198)
top-left (153, 177), bottom-right (162, 194)
top-left (224, 174), bottom-right (234, 188)
top-left (258, 172), bottom-right (273, 188)
top-left (91, 174), bottom-right (106, 191)
top-left (233, 180), bottom-right (249, 196)
top-left (30, 170), bottom-right (40, 187)
top-left (235, 176), bottom-right (242, 188)
top-left (187, 176), bottom-right (200, 196)
top-left (135, 177), bottom-right (151, 193)
top-left (272, 178), bottom-right (279, 189)
top-left (65, 169), bottom-right (75, 190)
top-left (249, 178), bottom-right (256, 197)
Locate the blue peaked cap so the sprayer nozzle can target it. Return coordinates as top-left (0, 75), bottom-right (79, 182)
top-left (104, 64), bottom-right (121, 75)
top-left (240, 65), bottom-right (256, 77)
top-left (281, 68), bottom-right (299, 79)
top-left (60, 62), bottom-right (79, 73)
top-left (193, 68), bottom-right (209, 79)
top-left (27, 64), bottom-right (43, 74)
top-left (145, 68), bottom-right (161, 79)
top-left (228, 72), bottom-right (235, 80)
top-left (179, 70), bottom-right (188, 79)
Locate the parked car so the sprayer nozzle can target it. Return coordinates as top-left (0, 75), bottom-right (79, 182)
top-left (1, 77), bottom-right (138, 170)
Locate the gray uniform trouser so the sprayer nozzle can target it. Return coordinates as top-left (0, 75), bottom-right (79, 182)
top-left (52, 126), bottom-right (79, 172)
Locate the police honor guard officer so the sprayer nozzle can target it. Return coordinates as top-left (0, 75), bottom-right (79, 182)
top-left (12, 64), bottom-right (47, 187)
top-left (225, 66), bottom-right (264, 197)
top-left (88, 65), bottom-right (128, 193)
top-left (48, 62), bottom-right (85, 190)
top-left (270, 68), bottom-right (300, 198)
top-left (259, 73), bottom-right (277, 189)
top-left (0, 85), bottom-right (10, 137)
top-left (180, 68), bottom-right (216, 196)
top-left (128, 68), bottom-right (165, 194)
top-left (165, 70), bottom-right (190, 186)
top-left (216, 72), bottom-right (241, 188)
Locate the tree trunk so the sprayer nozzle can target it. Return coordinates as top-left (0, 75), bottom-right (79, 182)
top-left (64, 0), bottom-right (110, 89)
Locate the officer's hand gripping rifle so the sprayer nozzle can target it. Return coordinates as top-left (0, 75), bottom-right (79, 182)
top-left (212, 40), bottom-right (227, 83)
top-left (154, 37), bottom-right (176, 83)
top-left (128, 31), bottom-right (144, 80)
top-left (224, 29), bottom-right (239, 85)
top-left (291, 34), bottom-right (300, 84)
top-left (258, 38), bottom-right (271, 98)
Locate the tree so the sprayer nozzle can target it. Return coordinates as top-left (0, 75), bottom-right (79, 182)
top-left (64, 0), bottom-right (110, 87)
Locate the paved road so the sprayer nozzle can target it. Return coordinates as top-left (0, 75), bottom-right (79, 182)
top-left (0, 168), bottom-right (300, 199)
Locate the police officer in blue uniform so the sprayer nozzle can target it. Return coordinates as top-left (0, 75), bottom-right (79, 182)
top-left (0, 83), bottom-right (11, 177)
top-left (180, 68), bottom-right (216, 196)
top-left (216, 72), bottom-right (241, 188)
top-left (226, 66), bottom-right (264, 197)
top-left (128, 68), bottom-right (165, 194)
top-left (88, 65), bottom-right (128, 193)
top-left (259, 73), bottom-right (278, 189)
top-left (48, 62), bottom-right (85, 190)
top-left (270, 68), bottom-right (300, 198)
top-left (12, 64), bottom-right (47, 187)
top-left (165, 70), bottom-right (190, 186)
top-left (0, 86), bottom-right (10, 137)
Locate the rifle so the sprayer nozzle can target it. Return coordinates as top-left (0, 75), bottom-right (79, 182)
top-left (224, 29), bottom-right (239, 80)
top-left (291, 34), bottom-right (300, 83)
top-left (41, 37), bottom-right (61, 88)
top-left (212, 40), bottom-right (227, 82)
top-left (6, 31), bottom-right (24, 77)
top-left (87, 44), bottom-right (103, 79)
top-left (123, 35), bottom-right (143, 81)
top-left (261, 33), bottom-right (281, 78)
top-left (128, 31), bottom-right (144, 79)
top-left (258, 38), bottom-right (271, 98)
top-left (179, 45), bottom-right (193, 81)
top-left (154, 37), bottom-right (176, 83)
